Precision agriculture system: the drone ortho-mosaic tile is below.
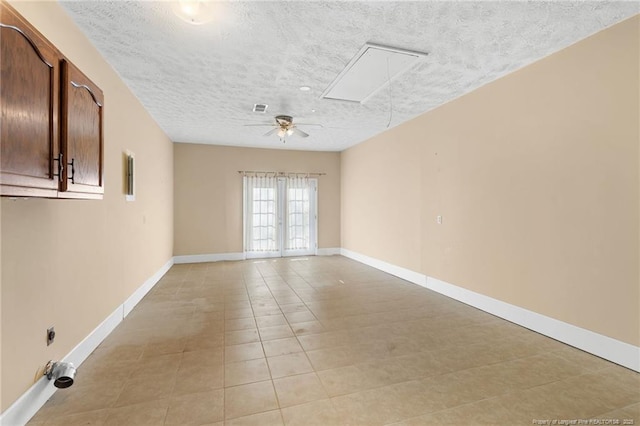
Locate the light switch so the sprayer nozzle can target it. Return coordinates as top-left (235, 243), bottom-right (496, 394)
top-left (437, 215), bottom-right (442, 224)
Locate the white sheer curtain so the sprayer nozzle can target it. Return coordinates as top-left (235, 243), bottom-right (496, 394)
top-left (244, 175), bottom-right (279, 253)
top-left (285, 176), bottom-right (310, 251)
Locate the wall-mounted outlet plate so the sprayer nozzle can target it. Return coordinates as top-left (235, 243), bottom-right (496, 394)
top-left (47, 326), bottom-right (55, 346)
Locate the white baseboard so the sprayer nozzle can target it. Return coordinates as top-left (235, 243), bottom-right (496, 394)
top-left (425, 276), bottom-right (640, 372)
top-left (0, 258), bottom-right (173, 426)
top-left (173, 252), bottom-right (245, 264)
top-left (317, 247), bottom-right (341, 256)
top-left (173, 248), bottom-right (341, 265)
top-left (341, 248), bottom-right (639, 372)
top-left (340, 248), bottom-right (427, 286)
top-left (174, 250), bottom-right (341, 264)
top-left (123, 259), bottom-right (173, 317)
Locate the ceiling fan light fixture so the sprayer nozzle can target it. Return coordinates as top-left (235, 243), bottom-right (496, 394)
top-left (286, 129), bottom-right (294, 136)
top-left (172, 0), bottom-right (215, 25)
top-left (277, 129), bottom-right (286, 138)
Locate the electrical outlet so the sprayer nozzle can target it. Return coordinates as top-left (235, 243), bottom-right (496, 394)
top-left (47, 326), bottom-right (55, 346)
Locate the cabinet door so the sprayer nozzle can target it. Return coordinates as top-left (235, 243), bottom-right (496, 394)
top-left (60, 59), bottom-right (104, 199)
top-left (0, 2), bottom-right (60, 197)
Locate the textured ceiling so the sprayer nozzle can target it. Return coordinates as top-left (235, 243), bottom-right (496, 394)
top-left (60, 1), bottom-right (639, 152)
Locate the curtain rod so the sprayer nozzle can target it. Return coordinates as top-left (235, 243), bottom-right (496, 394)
top-left (238, 170), bottom-right (326, 177)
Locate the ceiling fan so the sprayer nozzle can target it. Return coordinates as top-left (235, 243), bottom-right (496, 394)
top-left (244, 115), bottom-right (320, 142)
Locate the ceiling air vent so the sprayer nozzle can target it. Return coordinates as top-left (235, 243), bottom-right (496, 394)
top-left (253, 104), bottom-right (268, 113)
top-left (321, 43), bottom-right (428, 104)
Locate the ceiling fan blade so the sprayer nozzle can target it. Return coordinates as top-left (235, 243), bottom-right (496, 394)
top-left (291, 127), bottom-right (309, 138)
top-left (263, 127), bottom-right (280, 137)
top-left (244, 124), bottom-right (276, 127)
top-left (294, 123), bottom-right (323, 128)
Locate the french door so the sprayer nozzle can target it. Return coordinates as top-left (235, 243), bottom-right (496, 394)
top-left (243, 176), bottom-right (317, 258)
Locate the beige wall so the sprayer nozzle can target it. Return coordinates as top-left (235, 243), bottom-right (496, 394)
top-left (342, 16), bottom-right (639, 346)
top-left (1, 1), bottom-right (174, 411)
top-left (341, 127), bottom-right (422, 272)
top-left (174, 144), bottom-right (340, 256)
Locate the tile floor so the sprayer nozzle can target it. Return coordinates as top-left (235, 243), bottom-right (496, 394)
top-left (28, 256), bottom-right (639, 425)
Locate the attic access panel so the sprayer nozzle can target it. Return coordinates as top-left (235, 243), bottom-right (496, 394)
top-left (321, 43), bottom-right (428, 104)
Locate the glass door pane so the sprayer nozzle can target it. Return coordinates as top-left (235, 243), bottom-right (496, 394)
top-left (283, 178), bottom-right (316, 257)
top-left (244, 176), bottom-right (280, 259)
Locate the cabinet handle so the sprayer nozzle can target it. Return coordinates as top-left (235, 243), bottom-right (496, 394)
top-left (68, 158), bottom-right (75, 184)
top-left (53, 153), bottom-right (64, 182)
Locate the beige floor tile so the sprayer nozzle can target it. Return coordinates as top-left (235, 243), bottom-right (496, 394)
top-left (225, 328), bottom-right (260, 346)
top-left (141, 337), bottom-right (186, 358)
top-left (75, 358), bottom-right (138, 387)
top-left (89, 343), bottom-right (145, 363)
top-left (280, 399), bottom-right (341, 426)
top-left (225, 308), bottom-right (254, 320)
top-left (594, 366), bottom-right (640, 394)
top-left (113, 373), bottom-right (176, 408)
top-left (184, 333), bottom-right (224, 352)
top-left (290, 320), bottom-right (325, 336)
top-left (279, 304), bottom-right (309, 314)
top-left (361, 357), bottom-right (419, 386)
top-left (394, 397), bottom-right (514, 425)
top-left (420, 366), bottom-right (512, 408)
top-left (172, 365), bottom-right (224, 396)
top-left (296, 331), bottom-right (350, 351)
top-left (224, 409), bottom-right (283, 426)
top-left (548, 346), bottom-right (614, 372)
top-left (530, 372), bottom-right (640, 418)
top-left (330, 389), bottom-right (399, 425)
top-left (284, 311), bottom-right (317, 324)
top-left (181, 347), bottom-right (224, 368)
top-left (224, 381), bottom-right (279, 420)
top-left (595, 402), bottom-right (640, 421)
top-left (493, 387), bottom-right (581, 422)
top-left (262, 337), bottom-right (303, 357)
top-left (267, 352), bottom-right (314, 378)
top-left (225, 342), bottom-right (265, 363)
top-left (484, 354), bottom-right (581, 391)
top-left (103, 399), bottom-right (169, 426)
top-left (225, 317), bottom-right (257, 331)
top-left (131, 352), bottom-right (183, 379)
top-left (255, 314), bottom-right (288, 328)
top-left (387, 380), bottom-right (450, 419)
top-left (317, 365), bottom-right (378, 397)
top-left (36, 382), bottom-right (124, 418)
top-left (164, 389), bottom-right (224, 425)
top-left (306, 346), bottom-right (355, 371)
top-left (259, 324), bottom-right (295, 341)
top-left (225, 358), bottom-right (272, 387)
top-left (225, 301), bottom-right (251, 311)
top-left (253, 307), bottom-right (283, 317)
top-left (273, 373), bottom-right (328, 408)
top-left (41, 409), bottom-right (109, 426)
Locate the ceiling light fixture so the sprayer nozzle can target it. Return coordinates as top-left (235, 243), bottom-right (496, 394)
top-left (172, 0), bottom-right (215, 25)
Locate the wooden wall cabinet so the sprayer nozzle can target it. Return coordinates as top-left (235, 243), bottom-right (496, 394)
top-left (0, 1), bottom-right (104, 199)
